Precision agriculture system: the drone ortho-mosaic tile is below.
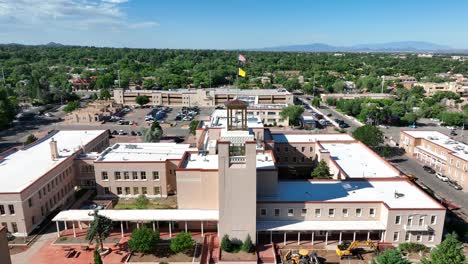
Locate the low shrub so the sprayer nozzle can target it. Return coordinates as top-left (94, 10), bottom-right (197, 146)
top-left (170, 232), bottom-right (195, 253)
top-left (221, 234), bottom-right (232, 252)
top-left (241, 234), bottom-right (253, 253)
top-left (398, 242), bottom-right (428, 253)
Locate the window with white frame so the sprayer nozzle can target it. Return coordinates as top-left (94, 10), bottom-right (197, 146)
top-left (342, 208), bottom-right (349, 217)
top-left (405, 232), bottom-right (411, 242)
top-left (430, 215), bottom-right (437, 225)
top-left (101, 171), bottom-right (108, 180)
top-left (395, 215), bottom-right (401, 225)
top-left (428, 232), bottom-right (435, 242)
top-left (260, 208), bottom-right (266, 216)
top-left (407, 216), bottom-right (413, 226)
top-left (393, 232), bottom-right (399, 242)
top-left (355, 208), bottom-right (362, 217)
top-left (288, 209), bottom-right (294, 217)
top-left (274, 208), bottom-right (280, 217)
top-left (328, 208), bottom-right (335, 217)
top-left (153, 171), bottom-right (160, 180)
top-left (301, 208), bottom-right (307, 216)
top-left (369, 208), bottom-right (376, 217)
top-left (419, 216), bottom-right (425, 226)
top-left (416, 233), bottom-right (422, 242)
top-left (315, 208), bottom-right (321, 217)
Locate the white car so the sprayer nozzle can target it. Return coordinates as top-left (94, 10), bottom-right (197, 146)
top-left (436, 172), bottom-right (449, 182)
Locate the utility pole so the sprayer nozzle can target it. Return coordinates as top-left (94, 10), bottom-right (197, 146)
top-left (381, 75), bottom-right (385, 94)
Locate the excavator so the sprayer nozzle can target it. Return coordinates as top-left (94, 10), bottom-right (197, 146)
top-left (284, 249), bottom-right (322, 264)
top-left (336, 240), bottom-right (376, 259)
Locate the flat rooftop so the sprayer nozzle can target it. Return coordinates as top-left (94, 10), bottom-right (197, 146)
top-left (0, 130), bottom-right (106, 193)
top-left (402, 130), bottom-right (468, 161)
top-left (121, 88), bottom-right (292, 96)
top-left (181, 152), bottom-right (276, 170)
top-left (205, 109), bottom-right (264, 129)
top-left (321, 142), bottom-right (401, 178)
top-left (96, 143), bottom-right (196, 162)
top-left (258, 180), bottom-right (443, 209)
top-left (271, 133), bottom-right (355, 143)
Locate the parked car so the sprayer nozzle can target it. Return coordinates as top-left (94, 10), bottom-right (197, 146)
top-left (435, 172), bottom-right (449, 182)
top-left (326, 113), bottom-right (332, 117)
top-left (447, 179), bottom-right (463, 190)
top-left (339, 123), bottom-right (349, 128)
top-left (131, 131), bottom-right (137, 136)
top-left (408, 124), bottom-right (417, 128)
top-left (422, 165), bottom-right (436, 174)
top-left (118, 130), bottom-right (127, 135)
top-left (111, 130), bottom-right (118, 135)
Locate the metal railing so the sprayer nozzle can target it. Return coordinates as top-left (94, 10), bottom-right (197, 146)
top-left (403, 224), bottom-right (429, 231)
top-left (229, 156), bottom-right (246, 164)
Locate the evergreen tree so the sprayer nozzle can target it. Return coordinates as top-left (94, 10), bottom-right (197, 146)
top-left (371, 249), bottom-right (410, 264)
top-left (94, 249), bottom-right (103, 264)
top-left (422, 233), bottom-right (467, 264)
top-left (86, 210), bottom-right (113, 252)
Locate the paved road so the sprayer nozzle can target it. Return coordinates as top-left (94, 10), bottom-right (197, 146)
top-left (390, 155), bottom-right (468, 218)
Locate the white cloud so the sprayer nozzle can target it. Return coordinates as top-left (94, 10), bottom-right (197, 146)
top-left (128, 21), bottom-right (160, 29)
top-left (0, 0), bottom-right (157, 30)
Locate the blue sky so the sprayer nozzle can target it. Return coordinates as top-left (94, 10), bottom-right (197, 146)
top-left (0, 0), bottom-right (467, 49)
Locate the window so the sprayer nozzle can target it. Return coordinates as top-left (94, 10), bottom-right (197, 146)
top-left (141, 172), bottom-right (147, 180)
top-left (407, 216), bottom-right (413, 226)
top-left (115, 171), bottom-right (121, 180)
top-left (393, 232), bottom-right (399, 242)
top-left (428, 232), bottom-right (435, 242)
top-left (430, 215), bottom-right (437, 225)
top-left (369, 208), bottom-right (376, 217)
top-left (328, 208), bottom-right (335, 217)
top-left (104, 187), bottom-right (110, 195)
top-left (125, 187), bottom-right (131, 195)
top-left (153, 171), bottom-right (160, 180)
top-left (301, 147), bottom-right (305, 152)
top-left (315, 209), bottom-right (321, 217)
top-left (101, 171), bottom-right (108, 180)
top-left (124, 171), bottom-right (130, 180)
top-left (8, 205), bottom-right (15, 215)
top-left (285, 147), bottom-right (288, 152)
top-left (288, 209), bottom-right (294, 217)
top-left (405, 232), bottom-right (411, 242)
top-left (28, 198), bottom-right (33, 207)
top-left (11, 222), bottom-right (18, 233)
top-left (301, 209), bottom-right (307, 216)
top-left (133, 187), bottom-right (139, 195)
top-left (116, 187), bottom-right (122, 195)
top-left (38, 191), bottom-right (42, 199)
top-left (395, 215), bottom-right (401, 225)
top-left (355, 208), bottom-right (362, 217)
top-left (142, 187), bottom-right (147, 194)
top-left (274, 208), bottom-right (280, 217)
top-left (416, 233), bottom-right (422, 242)
top-left (260, 208), bottom-right (267, 216)
top-left (32, 216), bottom-right (36, 225)
top-left (276, 147), bottom-right (280, 152)
top-left (284, 157), bottom-right (289, 162)
top-left (342, 208), bottom-right (349, 217)
top-left (292, 157), bottom-right (297, 163)
top-left (0, 205), bottom-right (4, 215)
top-left (153, 186), bottom-right (160, 195)
top-left (418, 216), bottom-right (424, 226)
top-left (40, 206), bottom-right (44, 216)
top-left (132, 171), bottom-right (138, 180)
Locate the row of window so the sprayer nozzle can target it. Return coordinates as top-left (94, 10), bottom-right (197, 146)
top-left (35, 166), bottom-right (73, 205)
top-left (0, 205), bottom-right (15, 215)
top-left (276, 146), bottom-right (313, 153)
top-left (395, 215), bottom-right (437, 226)
top-left (260, 208), bottom-right (376, 218)
top-left (278, 156), bottom-right (309, 163)
top-left (105, 186), bottom-right (161, 196)
top-left (103, 171), bottom-right (161, 181)
top-left (1, 222), bottom-right (18, 233)
top-left (393, 231), bottom-right (435, 242)
top-left (80, 164), bottom-right (95, 173)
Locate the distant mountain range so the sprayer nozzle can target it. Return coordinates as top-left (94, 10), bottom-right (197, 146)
top-left (256, 41), bottom-right (467, 53)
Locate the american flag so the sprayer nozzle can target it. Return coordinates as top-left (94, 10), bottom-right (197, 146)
top-left (238, 54), bottom-right (246, 62)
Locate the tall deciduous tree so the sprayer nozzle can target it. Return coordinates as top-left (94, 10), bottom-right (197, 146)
top-left (422, 233), bottom-right (467, 264)
top-left (352, 125), bottom-right (384, 148)
top-left (135, 95), bottom-right (150, 106)
top-left (143, 121), bottom-right (163, 142)
top-left (280, 105), bottom-right (304, 126)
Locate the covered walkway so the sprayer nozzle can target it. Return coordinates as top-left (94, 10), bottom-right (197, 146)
top-left (52, 209), bottom-right (219, 238)
top-left (257, 220), bottom-right (386, 246)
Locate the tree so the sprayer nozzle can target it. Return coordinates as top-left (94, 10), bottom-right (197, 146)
top-left (402, 112), bottom-right (419, 125)
top-left (189, 120), bottom-right (199, 135)
top-left (311, 97), bottom-right (321, 108)
top-left (135, 194), bottom-right (149, 209)
top-left (135, 95), bottom-right (150, 106)
top-left (86, 209), bottom-right (113, 252)
top-left (241, 234), bottom-right (253, 253)
top-left (422, 233), bottom-right (467, 264)
top-left (99, 89), bottom-right (111, 100)
top-left (371, 249), bottom-right (410, 264)
top-left (63, 101), bottom-right (80, 113)
top-left (170, 232), bottom-right (195, 253)
top-left (25, 134), bottom-right (38, 145)
top-left (438, 111), bottom-right (465, 126)
top-left (311, 160), bottom-right (332, 178)
top-left (143, 121), bottom-right (163, 142)
top-left (94, 249), bottom-right (103, 264)
top-left (128, 227), bottom-right (160, 253)
top-left (221, 234), bottom-right (232, 252)
top-left (280, 105), bottom-right (304, 126)
top-left (352, 125), bottom-right (384, 148)
top-left (332, 80), bottom-right (345, 93)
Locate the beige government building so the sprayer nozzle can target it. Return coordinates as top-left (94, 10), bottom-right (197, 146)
top-left (0, 102), bottom-right (445, 248)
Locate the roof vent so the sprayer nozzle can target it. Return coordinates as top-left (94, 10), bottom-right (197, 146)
top-left (394, 191), bottom-right (405, 199)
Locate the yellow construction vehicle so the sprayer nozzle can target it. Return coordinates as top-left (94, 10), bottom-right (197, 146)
top-left (284, 249), bottom-right (321, 264)
top-left (336, 240), bottom-right (376, 259)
